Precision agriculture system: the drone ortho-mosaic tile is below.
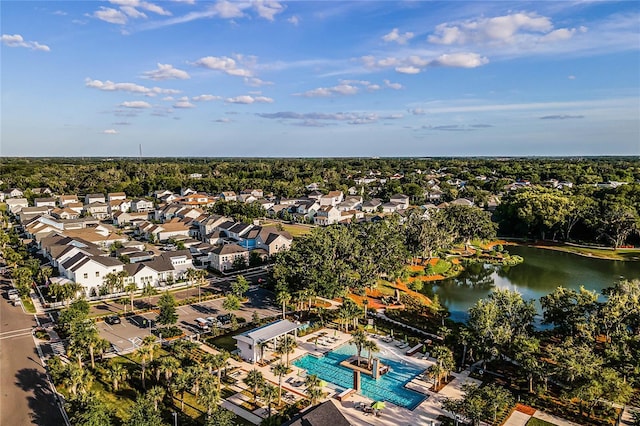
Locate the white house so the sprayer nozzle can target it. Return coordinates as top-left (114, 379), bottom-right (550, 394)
top-left (107, 192), bottom-right (127, 201)
top-left (361, 198), bottom-right (382, 213)
top-left (220, 191), bottom-right (237, 202)
top-left (132, 198), bottom-right (154, 212)
top-left (84, 202), bottom-right (109, 220)
top-left (389, 194), bottom-right (410, 210)
top-left (209, 243), bottom-right (249, 272)
top-left (234, 320), bottom-right (299, 364)
top-left (58, 195), bottom-right (79, 206)
top-left (319, 191), bottom-right (344, 207)
top-left (337, 196), bottom-right (362, 212)
top-left (85, 194), bottom-right (106, 204)
top-left (34, 197), bottom-right (57, 208)
top-left (60, 253), bottom-right (124, 296)
top-left (6, 198), bottom-right (29, 214)
top-left (314, 206), bottom-right (341, 226)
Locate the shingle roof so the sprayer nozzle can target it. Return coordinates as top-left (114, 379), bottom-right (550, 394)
top-left (282, 400), bottom-right (352, 426)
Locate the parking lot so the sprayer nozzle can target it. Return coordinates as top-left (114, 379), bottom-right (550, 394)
top-left (97, 287), bottom-right (280, 353)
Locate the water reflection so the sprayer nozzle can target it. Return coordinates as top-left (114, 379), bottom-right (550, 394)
top-left (424, 245), bottom-right (640, 323)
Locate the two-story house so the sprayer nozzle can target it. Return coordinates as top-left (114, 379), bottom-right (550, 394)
top-left (319, 191), bottom-right (344, 207)
top-left (85, 194), bottom-right (106, 204)
top-left (209, 243), bottom-right (249, 272)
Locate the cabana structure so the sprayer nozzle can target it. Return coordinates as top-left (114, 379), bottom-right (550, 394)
top-left (234, 319), bottom-right (299, 363)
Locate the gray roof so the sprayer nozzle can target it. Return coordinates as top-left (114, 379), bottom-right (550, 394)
top-left (235, 320), bottom-right (299, 344)
top-left (282, 400), bottom-right (352, 426)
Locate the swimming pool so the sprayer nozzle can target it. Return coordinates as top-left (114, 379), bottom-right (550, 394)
top-left (293, 343), bottom-right (427, 410)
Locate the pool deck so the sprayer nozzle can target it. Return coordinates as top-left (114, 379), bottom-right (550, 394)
top-left (199, 327), bottom-right (480, 425)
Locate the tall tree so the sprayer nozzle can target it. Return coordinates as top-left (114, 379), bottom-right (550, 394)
top-left (156, 291), bottom-right (178, 325)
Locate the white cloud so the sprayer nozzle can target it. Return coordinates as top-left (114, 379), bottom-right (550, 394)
top-left (257, 111), bottom-right (402, 126)
top-left (408, 108), bottom-right (426, 115)
top-left (253, 1), bottom-right (285, 21)
top-left (142, 63), bottom-right (190, 80)
top-left (429, 12), bottom-right (553, 45)
top-left (244, 77), bottom-right (273, 87)
top-left (431, 53), bottom-right (489, 68)
top-left (384, 79), bottom-right (403, 90)
top-left (212, 0), bottom-right (247, 19)
top-left (297, 83), bottom-right (359, 97)
top-left (109, 0), bottom-right (171, 16)
top-left (192, 55), bottom-right (254, 77)
top-left (288, 15), bottom-right (299, 26)
top-left (173, 99), bottom-right (195, 108)
top-left (120, 101), bottom-right (151, 108)
top-left (1, 34), bottom-right (50, 51)
top-left (102, 129), bottom-right (119, 134)
top-left (568, 75), bottom-right (576, 80)
top-left (93, 7), bottom-right (128, 24)
top-left (214, 118), bottom-right (232, 123)
top-left (85, 78), bottom-right (180, 96)
top-left (225, 95), bottom-right (274, 104)
top-left (120, 6), bottom-right (147, 19)
top-left (382, 28), bottom-right (415, 44)
top-left (192, 94), bottom-right (221, 102)
top-left (396, 66), bottom-right (421, 74)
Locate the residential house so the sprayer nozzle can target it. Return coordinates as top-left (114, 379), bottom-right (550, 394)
top-left (389, 194), bottom-right (410, 210)
top-left (209, 243), bottom-right (249, 272)
top-left (153, 189), bottom-right (173, 199)
top-left (4, 188), bottom-right (24, 198)
top-left (84, 202), bottom-right (109, 219)
top-left (220, 191), bottom-right (237, 202)
top-left (31, 187), bottom-right (53, 196)
top-left (19, 207), bottom-right (52, 222)
top-left (427, 189), bottom-right (444, 202)
top-left (256, 199), bottom-right (274, 211)
top-left (5, 198), bottom-right (29, 214)
top-left (112, 211), bottom-right (149, 227)
top-left (196, 214), bottom-right (230, 241)
top-left (381, 202), bottom-right (401, 213)
top-left (160, 250), bottom-right (194, 279)
top-left (131, 198), bottom-right (154, 212)
top-left (180, 187), bottom-right (197, 196)
top-left (307, 190), bottom-right (323, 200)
top-left (314, 206), bottom-right (341, 226)
top-left (66, 202), bottom-right (84, 214)
top-left (34, 197), bottom-right (57, 208)
top-left (361, 198), bottom-right (382, 213)
top-left (179, 194), bottom-right (216, 208)
top-left (108, 199), bottom-right (132, 215)
top-left (319, 191), bottom-right (344, 207)
top-left (84, 193), bottom-right (106, 204)
top-left (295, 199), bottom-right (321, 220)
top-left (51, 207), bottom-right (80, 220)
top-left (58, 195), bottom-right (79, 206)
top-left (241, 189), bottom-right (264, 198)
top-left (60, 253), bottom-right (124, 297)
top-left (116, 248), bottom-right (154, 263)
top-left (337, 196), bottom-right (362, 212)
top-left (107, 192), bottom-right (127, 201)
top-left (237, 194), bottom-right (257, 204)
top-left (255, 227), bottom-right (293, 255)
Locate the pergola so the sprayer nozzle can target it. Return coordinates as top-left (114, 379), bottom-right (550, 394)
top-left (234, 319), bottom-right (299, 363)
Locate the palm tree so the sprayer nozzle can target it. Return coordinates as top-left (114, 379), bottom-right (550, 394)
top-left (64, 364), bottom-right (91, 397)
top-left (196, 269), bottom-right (207, 302)
top-left (142, 335), bottom-right (159, 363)
top-left (276, 290), bottom-right (291, 320)
top-left (277, 334), bottom-right (297, 367)
top-left (103, 271), bottom-right (121, 295)
top-left (261, 383), bottom-right (278, 418)
top-left (211, 351), bottom-right (230, 392)
top-left (171, 369), bottom-right (191, 411)
top-left (185, 267), bottom-right (198, 287)
top-left (107, 362), bottom-right (128, 391)
top-left (198, 375), bottom-right (221, 419)
top-left (137, 345), bottom-right (153, 389)
top-left (38, 265), bottom-right (52, 286)
top-left (304, 374), bottom-right (321, 390)
top-left (187, 365), bottom-right (204, 398)
top-left (124, 281), bottom-right (137, 312)
top-left (431, 345), bottom-right (455, 388)
top-left (141, 282), bottom-right (157, 308)
top-left (202, 353), bottom-right (217, 375)
top-left (147, 385), bottom-right (166, 412)
top-left (273, 362), bottom-right (289, 404)
top-left (243, 369), bottom-right (264, 404)
top-left (362, 298), bottom-right (369, 319)
top-left (363, 339), bottom-right (379, 370)
top-left (306, 385), bottom-right (323, 405)
top-left (351, 329), bottom-right (367, 367)
top-left (158, 355), bottom-right (180, 387)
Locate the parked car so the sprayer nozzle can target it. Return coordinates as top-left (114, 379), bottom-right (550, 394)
top-left (205, 316), bottom-right (223, 327)
top-left (8, 289), bottom-right (19, 301)
top-left (217, 314), bottom-right (232, 325)
top-left (195, 318), bottom-right (210, 330)
top-left (105, 315), bottom-right (121, 325)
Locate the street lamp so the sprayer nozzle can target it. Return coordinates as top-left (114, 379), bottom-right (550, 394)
top-left (172, 412), bottom-right (177, 426)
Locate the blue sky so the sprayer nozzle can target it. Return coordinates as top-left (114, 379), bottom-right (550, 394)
top-left (1, 0), bottom-right (639, 157)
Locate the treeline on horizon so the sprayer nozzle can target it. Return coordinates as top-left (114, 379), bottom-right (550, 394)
top-left (1, 157), bottom-right (639, 247)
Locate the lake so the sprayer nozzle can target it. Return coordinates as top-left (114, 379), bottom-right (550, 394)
top-left (429, 245), bottom-right (640, 323)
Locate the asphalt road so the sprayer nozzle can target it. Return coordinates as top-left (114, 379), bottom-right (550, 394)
top-left (0, 277), bottom-right (65, 426)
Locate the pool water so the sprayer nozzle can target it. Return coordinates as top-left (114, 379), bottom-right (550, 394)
top-left (293, 343), bottom-right (427, 410)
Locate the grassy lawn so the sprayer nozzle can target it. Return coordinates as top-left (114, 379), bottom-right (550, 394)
top-left (541, 245), bottom-right (640, 261)
top-left (260, 221), bottom-right (313, 238)
top-left (431, 259), bottom-right (452, 275)
top-left (526, 418), bottom-right (557, 426)
top-left (20, 296), bottom-right (36, 313)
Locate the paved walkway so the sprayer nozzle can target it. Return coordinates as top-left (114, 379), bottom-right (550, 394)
top-left (503, 405), bottom-right (585, 426)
